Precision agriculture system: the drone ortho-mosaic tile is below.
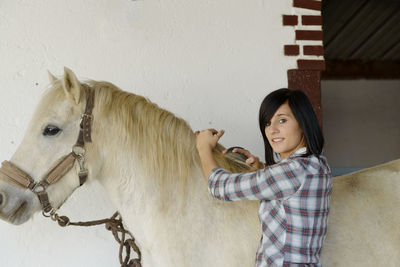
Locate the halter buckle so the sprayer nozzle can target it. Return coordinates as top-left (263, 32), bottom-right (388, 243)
top-left (80, 113), bottom-right (93, 124)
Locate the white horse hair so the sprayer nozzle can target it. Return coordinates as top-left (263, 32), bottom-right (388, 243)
top-left (0, 68), bottom-right (399, 266)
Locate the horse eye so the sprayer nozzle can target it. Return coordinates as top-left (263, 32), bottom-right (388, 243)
top-left (43, 125), bottom-right (62, 136)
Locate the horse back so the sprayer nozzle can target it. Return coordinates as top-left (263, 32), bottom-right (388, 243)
top-left (322, 159), bottom-right (400, 266)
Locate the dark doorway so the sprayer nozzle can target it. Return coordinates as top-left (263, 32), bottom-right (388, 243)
top-left (321, 0), bottom-right (400, 176)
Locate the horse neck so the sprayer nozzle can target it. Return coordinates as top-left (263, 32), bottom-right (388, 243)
top-left (89, 95), bottom-right (202, 214)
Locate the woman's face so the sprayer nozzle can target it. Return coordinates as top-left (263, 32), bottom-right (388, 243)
top-left (264, 102), bottom-right (306, 160)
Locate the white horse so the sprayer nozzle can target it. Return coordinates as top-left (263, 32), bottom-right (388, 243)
top-left (0, 68), bottom-right (399, 267)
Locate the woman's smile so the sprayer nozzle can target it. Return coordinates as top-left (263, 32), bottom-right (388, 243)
top-left (265, 102), bottom-right (306, 160)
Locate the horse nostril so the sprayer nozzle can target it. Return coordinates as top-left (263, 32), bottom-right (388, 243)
top-left (0, 193), bottom-right (4, 206)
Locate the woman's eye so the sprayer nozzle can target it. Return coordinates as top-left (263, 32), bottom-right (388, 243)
top-left (265, 121), bottom-right (271, 127)
top-left (43, 125), bottom-right (62, 136)
top-left (279, 119), bottom-right (287, 124)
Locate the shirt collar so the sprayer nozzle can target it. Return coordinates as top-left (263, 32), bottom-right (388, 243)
top-left (275, 147), bottom-right (307, 162)
top-left (290, 147), bottom-right (307, 157)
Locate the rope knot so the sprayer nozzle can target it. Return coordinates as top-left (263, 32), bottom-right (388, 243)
top-left (105, 221), bottom-right (114, 231)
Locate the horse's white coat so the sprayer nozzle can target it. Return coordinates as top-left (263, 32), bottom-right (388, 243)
top-left (0, 69), bottom-right (261, 266)
top-left (1, 69), bottom-right (400, 267)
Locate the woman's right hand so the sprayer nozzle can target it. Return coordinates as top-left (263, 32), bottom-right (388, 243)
top-left (195, 129), bottom-right (225, 152)
top-left (224, 148), bottom-right (265, 170)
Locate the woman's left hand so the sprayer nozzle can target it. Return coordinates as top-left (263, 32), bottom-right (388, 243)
top-left (195, 129), bottom-right (225, 152)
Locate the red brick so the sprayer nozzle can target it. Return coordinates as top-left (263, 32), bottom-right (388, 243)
top-left (296, 30), bottom-right (323, 40)
top-left (302, 15), bottom-right (322, 25)
top-left (303, 45), bottom-right (324, 56)
top-left (282, 15), bottom-right (298, 26)
top-left (297, 59), bottom-right (326, 70)
top-left (284, 45), bottom-right (300, 56)
top-left (287, 69), bottom-right (322, 124)
top-left (293, 0), bottom-right (322, 11)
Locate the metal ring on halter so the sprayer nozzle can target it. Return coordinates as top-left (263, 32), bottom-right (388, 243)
top-left (51, 212), bottom-right (58, 221)
top-left (72, 146), bottom-right (86, 157)
top-left (42, 208), bottom-right (55, 218)
top-left (32, 183), bottom-right (46, 194)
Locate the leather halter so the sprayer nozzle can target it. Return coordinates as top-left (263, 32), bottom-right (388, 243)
top-left (0, 85), bottom-right (95, 214)
top-left (0, 85), bottom-right (143, 266)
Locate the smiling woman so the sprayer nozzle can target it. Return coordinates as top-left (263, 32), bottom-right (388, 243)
top-left (263, 102), bottom-right (306, 160)
top-left (258, 89), bottom-right (324, 166)
top-left (195, 88), bottom-right (331, 266)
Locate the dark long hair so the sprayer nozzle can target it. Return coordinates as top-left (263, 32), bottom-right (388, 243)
top-left (259, 88), bottom-right (324, 166)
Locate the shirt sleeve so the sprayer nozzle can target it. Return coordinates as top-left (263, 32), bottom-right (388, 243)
top-left (207, 158), bottom-right (305, 201)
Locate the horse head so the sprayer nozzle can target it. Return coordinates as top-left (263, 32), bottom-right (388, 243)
top-left (0, 68), bottom-right (99, 225)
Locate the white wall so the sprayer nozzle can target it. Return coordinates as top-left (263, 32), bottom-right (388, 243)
top-left (0, 0), bottom-right (295, 266)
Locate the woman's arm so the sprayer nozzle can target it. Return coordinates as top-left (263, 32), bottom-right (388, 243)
top-left (195, 129), bottom-right (304, 202)
top-left (195, 129), bottom-right (225, 180)
top-left (208, 159), bottom-right (305, 201)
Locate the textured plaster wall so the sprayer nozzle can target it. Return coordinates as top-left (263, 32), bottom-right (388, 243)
top-left (0, 0), bottom-right (295, 266)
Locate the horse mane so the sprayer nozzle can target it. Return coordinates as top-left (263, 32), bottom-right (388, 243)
top-left (82, 81), bottom-right (252, 198)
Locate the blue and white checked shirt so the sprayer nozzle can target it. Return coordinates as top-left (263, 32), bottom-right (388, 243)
top-left (208, 148), bottom-right (332, 267)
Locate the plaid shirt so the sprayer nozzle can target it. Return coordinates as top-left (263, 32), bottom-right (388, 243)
top-left (208, 148), bottom-right (332, 267)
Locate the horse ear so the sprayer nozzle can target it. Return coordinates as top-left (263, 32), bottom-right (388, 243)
top-left (62, 67), bottom-right (81, 104)
top-left (48, 71), bottom-right (58, 85)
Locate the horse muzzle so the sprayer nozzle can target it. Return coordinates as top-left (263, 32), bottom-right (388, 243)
top-left (0, 179), bottom-right (37, 225)
top-left (0, 200), bottom-right (29, 225)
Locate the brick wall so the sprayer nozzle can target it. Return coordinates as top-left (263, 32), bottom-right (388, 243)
top-left (283, 0), bottom-right (324, 123)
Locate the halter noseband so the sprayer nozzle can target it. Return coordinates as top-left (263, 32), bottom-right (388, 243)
top-left (0, 85), bottom-right (95, 214)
